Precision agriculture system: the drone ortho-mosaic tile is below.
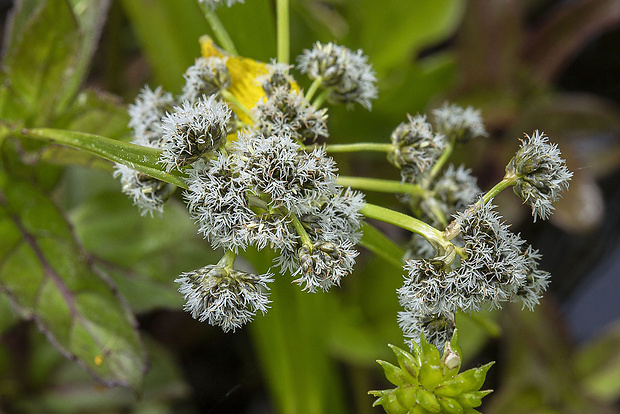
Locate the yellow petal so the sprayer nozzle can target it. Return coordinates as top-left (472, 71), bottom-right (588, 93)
top-left (200, 36), bottom-right (267, 125)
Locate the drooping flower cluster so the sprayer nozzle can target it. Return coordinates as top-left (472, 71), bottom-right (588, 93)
top-left (114, 86), bottom-right (177, 216)
top-left (175, 258), bottom-right (273, 333)
top-left (297, 42), bottom-right (378, 109)
top-left (398, 203), bottom-right (550, 349)
top-left (507, 130), bottom-right (573, 221)
top-left (185, 132), bottom-right (365, 293)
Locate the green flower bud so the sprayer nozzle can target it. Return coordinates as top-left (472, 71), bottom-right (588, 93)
top-left (369, 330), bottom-right (493, 414)
top-left (378, 360), bottom-right (410, 386)
top-left (437, 395), bottom-right (464, 414)
top-left (456, 390), bottom-right (493, 409)
top-left (415, 387), bottom-right (441, 412)
top-left (389, 344), bottom-right (420, 380)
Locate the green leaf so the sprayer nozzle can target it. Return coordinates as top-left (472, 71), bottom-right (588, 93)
top-left (216, 0), bottom-right (276, 62)
top-left (359, 222), bottom-right (404, 268)
top-left (58, 0), bottom-right (112, 111)
top-left (70, 190), bottom-right (216, 313)
top-left (119, 0), bottom-right (208, 91)
top-left (349, 0), bottom-right (465, 74)
top-left (575, 320), bottom-right (620, 401)
top-left (54, 90), bottom-right (130, 139)
top-left (3, 0), bottom-right (81, 123)
top-left (0, 179), bottom-right (147, 391)
top-left (21, 128), bottom-right (187, 188)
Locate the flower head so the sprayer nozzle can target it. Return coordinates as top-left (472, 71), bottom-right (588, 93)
top-left (397, 309), bottom-right (456, 350)
top-left (387, 114), bottom-right (445, 181)
top-left (252, 87), bottom-right (328, 144)
top-left (159, 95), bottom-right (232, 171)
top-left (259, 60), bottom-right (295, 95)
top-left (175, 263), bottom-right (272, 332)
top-left (506, 130), bottom-right (572, 221)
top-left (432, 103), bottom-right (487, 143)
top-left (113, 164), bottom-right (176, 216)
top-left (128, 85), bottom-right (175, 143)
top-left (181, 57), bottom-right (231, 104)
top-left (297, 42), bottom-right (377, 109)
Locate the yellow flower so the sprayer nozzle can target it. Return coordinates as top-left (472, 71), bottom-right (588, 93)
top-left (200, 36), bottom-right (267, 125)
top-left (199, 36), bottom-right (299, 126)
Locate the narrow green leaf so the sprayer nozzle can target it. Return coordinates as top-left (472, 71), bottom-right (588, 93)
top-left (21, 128), bottom-right (187, 188)
top-left (0, 179), bottom-right (147, 391)
top-left (359, 222), bottom-right (404, 268)
top-left (4, 0), bottom-right (81, 123)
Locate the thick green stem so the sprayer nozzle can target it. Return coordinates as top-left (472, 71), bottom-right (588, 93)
top-left (218, 249), bottom-right (238, 270)
top-left (305, 78), bottom-right (323, 102)
top-left (221, 89), bottom-right (255, 123)
top-left (481, 174), bottom-right (517, 204)
top-left (312, 89), bottom-right (328, 109)
top-left (337, 176), bottom-right (425, 197)
top-left (312, 142), bottom-right (392, 154)
top-left (290, 213), bottom-right (312, 248)
top-left (276, 0), bottom-right (290, 64)
top-left (200, 3), bottom-right (238, 55)
top-left (428, 138), bottom-right (455, 182)
top-left (360, 203), bottom-right (448, 251)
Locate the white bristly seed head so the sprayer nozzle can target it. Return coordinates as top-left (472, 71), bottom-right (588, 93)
top-left (175, 264), bottom-right (272, 332)
top-left (128, 85), bottom-right (176, 143)
top-left (297, 42), bottom-right (378, 109)
top-left (432, 102), bottom-right (487, 143)
top-left (181, 57), bottom-right (231, 104)
top-left (252, 87), bottom-right (329, 144)
top-left (387, 114), bottom-right (446, 181)
top-left (506, 130), bottom-right (572, 222)
top-left (159, 95), bottom-right (232, 171)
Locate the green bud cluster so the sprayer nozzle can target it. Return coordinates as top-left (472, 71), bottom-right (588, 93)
top-left (369, 331), bottom-right (493, 414)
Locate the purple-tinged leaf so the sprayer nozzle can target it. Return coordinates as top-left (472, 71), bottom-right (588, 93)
top-left (0, 179), bottom-right (147, 392)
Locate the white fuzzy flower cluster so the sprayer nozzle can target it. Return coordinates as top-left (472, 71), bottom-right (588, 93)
top-left (297, 42), bottom-right (378, 109)
top-left (114, 86), bottom-right (177, 216)
top-left (116, 54), bottom-right (236, 215)
top-left (185, 132), bottom-right (365, 292)
top-left (398, 203), bottom-right (550, 349)
top-left (387, 114), bottom-right (445, 180)
top-left (180, 57), bottom-right (231, 104)
top-left (159, 95), bottom-right (231, 172)
top-left (506, 130), bottom-right (573, 221)
top-left (388, 105), bottom-right (484, 229)
top-left (175, 263), bottom-right (272, 332)
top-left (432, 102), bottom-right (487, 143)
top-left (252, 87), bottom-right (328, 144)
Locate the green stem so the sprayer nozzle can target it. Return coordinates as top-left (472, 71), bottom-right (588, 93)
top-left (221, 89), bottom-right (255, 123)
top-left (360, 203), bottom-right (447, 251)
top-left (305, 78), bottom-right (323, 102)
top-left (218, 249), bottom-right (238, 270)
top-left (428, 138), bottom-right (455, 182)
top-left (337, 176), bottom-right (426, 197)
top-left (481, 175), bottom-right (517, 204)
top-left (290, 213), bottom-right (312, 247)
top-left (199, 3), bottom-right (238, 55)
top-left (312, 89), bottom-right (328, 109)
top-left (311, 142), bottom-right (392, 154)
top-left (276, 0), bottom-right (290, 64)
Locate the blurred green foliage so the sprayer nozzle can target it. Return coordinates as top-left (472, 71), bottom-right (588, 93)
top-left (1, 0), bottom-right (620, 413)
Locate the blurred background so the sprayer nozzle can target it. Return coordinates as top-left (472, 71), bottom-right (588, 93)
top-left (1, 0), bottom-right (620, 413)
